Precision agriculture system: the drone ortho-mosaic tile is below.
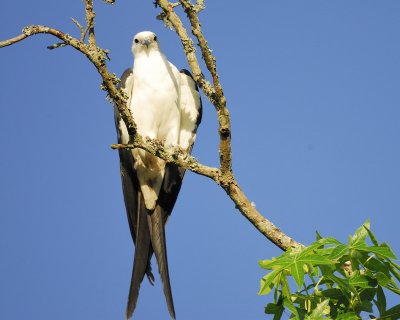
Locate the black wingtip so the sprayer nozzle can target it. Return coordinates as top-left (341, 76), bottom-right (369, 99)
top-left (125, 272), bottom-right (140, 320)
top-left (166, 289), bottom-right (176, 319)
top-left (148, 208), bottom-right (176, 319)
top-left (125, 202), bottom-right (153, 320)
top-left (146, 267), bottom-right (155, 285)
top-left (169, 307), bottom-right (176, 320)
top-left (179, 68), bottom-right (193, 78)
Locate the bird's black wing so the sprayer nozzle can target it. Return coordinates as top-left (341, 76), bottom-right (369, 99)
top-left (115, 67), bottom-right (202, 320)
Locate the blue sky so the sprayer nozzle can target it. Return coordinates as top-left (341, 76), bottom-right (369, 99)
top-left (1, 1), bottom-right (400, 319)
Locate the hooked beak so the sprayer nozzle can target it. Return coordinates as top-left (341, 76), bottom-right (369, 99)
top-left (141, 39), bottom-right (151, 48)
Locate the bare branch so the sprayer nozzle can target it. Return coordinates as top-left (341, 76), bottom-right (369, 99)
top-left (225, 179), bottom-right (300, 250)
top-left (193, 0), bottom-right (205, 13)
top-left (156, 0), bottom-right (216, 102)
top-left (180, 0), bottom-right (223, 100)
top-left (155, 1), bottom-right (301, 250)
top-left (180, 0), bottom-right (231, 173)
top-left (0, 33), bottom-right (28, 48)
top-left (111, 141), bottom-right (300, 250)
top-left (71, 17), bottom-right (85, 42)
top-left (47, 42), bottom-right (67, 50)
top-left (84, 0), bottom-right (96, 47)
top-left (157, 0), bottom-right (232, 174)
top-left (112, 141), bottom-right (219, 179)
top-left (0, 1), bottom-right (302, 251)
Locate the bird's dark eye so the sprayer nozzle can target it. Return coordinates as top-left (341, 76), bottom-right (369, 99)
top-left (154, 36), bottom-right (157, 41)
top-left (134, 38), bottom-right (139, 43)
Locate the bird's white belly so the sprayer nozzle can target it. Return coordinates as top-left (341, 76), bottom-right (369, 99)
top-left (131, 65), bottom-right (180, 146)
top-left (129, 55), bottom-right (181, 210)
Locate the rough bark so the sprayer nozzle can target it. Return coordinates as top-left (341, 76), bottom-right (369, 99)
top-left (0, 0), bottom-right (301, 251)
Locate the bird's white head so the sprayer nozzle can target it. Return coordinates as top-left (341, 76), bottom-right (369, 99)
top-left (131, 31), bottom-right (160, 56)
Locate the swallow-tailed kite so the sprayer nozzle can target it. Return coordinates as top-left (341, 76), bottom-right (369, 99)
top-left (113, 31), bottom-right (202, 320)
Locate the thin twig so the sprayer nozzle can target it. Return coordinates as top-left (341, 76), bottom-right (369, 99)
top-left (71, 18), bottom-right (85, 41)
top-left (157, 0), bottom-right (216, 102)
top-left (112, 142), bottom-right (219, 179)
top-left (47, 42), bottom-right (67, 49)
top-left (0, 33), bottom-right (28, 48)
top-left (85, 0), bottom-right (96, 47)
top-left (193, 0), bottom-right (205, 13)
top-left (179, 0), bottom-right (231, 173)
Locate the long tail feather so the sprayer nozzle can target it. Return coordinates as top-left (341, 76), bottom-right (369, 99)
top-left (148, 207), bottom-right (176, 319)
top-left (125, 195), bottom-right (153, 320)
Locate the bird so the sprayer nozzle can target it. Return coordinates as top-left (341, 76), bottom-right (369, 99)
top-left (113, 31), bottom-right (202, 320)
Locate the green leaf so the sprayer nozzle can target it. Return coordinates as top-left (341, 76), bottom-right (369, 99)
top-left (259, 270), bottom-right (279, 295)
top-left (315, 247), bottom-right (336, 257)
top-left (301, 254), bottom-right (335, 266)
top-left (362, 246), bottom-right (397, 260)
top-left (318, 263), bottom-right (336, 276)
top-left (364, 257), bottom-right (390, 275)
top-left (375, 286), bottom-right (387, 316)
top-left (359, 287), bottom-right (376, 302)
top-left (259, 256), bottom-right (292, 270)
top-left (280, 275), bottom-right (292, 300)
top-left (258, 222), bottom-right (399, 320)
top-left (265, 302), bottom-right (284, 319)
top-left (385, 285), bottom-right (400, 295)
top-left (329, 244), bottom-right (349, 260)
top-left (315, 230), bottom-right (323, 240)
top-left (326, 274), bottom-right (359, 300)
top-left (321, 288), bottom-right (344, 299)
top-left (290, 250), bottom-right (335, 290)
top-left (381, 304), bottom-right (400, 319)
top-left (359, 300), bottom-right (374, 313)
top-left (350, 248), bottom-right (367, 261)
top-left (388, 260), bottom-right (400, 272)
top-left (350, 220), bottom-right (370, 245)
top-left (364, 225), bottom-right (379, 246)
top-left (387, 261), bottom-right (400, 283)
top-left (290, 260), bottom-right (305, 290)
top-left (311, 265), bottom-right (320, 277)
top-left (306, 299), bottom-right (329, 320)
top-left (349, 272), bottom-right (377, 288)
top-left (376, 272), bottom-right (391, 287)
top-left (283, 298), bottom-right (300, 318)
top-left (266, 302), bottom-right (285, 320)
top-left (315, 236), bottom-right (343, 247)
top-left (335, 312), bottom-right (359, 320)
top-left (305, 237), bottom-right (343, 256)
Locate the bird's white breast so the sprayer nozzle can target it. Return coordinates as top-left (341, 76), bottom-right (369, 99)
top-left (129, 50), bottom-right (182, 210)
top-left (131, 51), bottom-right (181, 146)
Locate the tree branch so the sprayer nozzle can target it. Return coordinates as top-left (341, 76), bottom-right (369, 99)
top-left (0, 0), bottom-right (302, 251)
top-left (0, 33), bottom-right (28, 47)
top-left (157, 0), bottom-right (232, 173)
top-left (112, 142), bottom-right (219, 179)
top-left (85, 0), bottom-right (96, 46)
top-left (156, 0), bottom-right (215, 101)
top-left (224, 177), bottom-right (299, 251)
top-left (155, 0), bottom-right (300, 250)
top-left (71, 18), bottom-right (85, 41)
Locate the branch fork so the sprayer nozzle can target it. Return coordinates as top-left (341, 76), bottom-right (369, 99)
top-left (0, 0), bottom-right (301, 251)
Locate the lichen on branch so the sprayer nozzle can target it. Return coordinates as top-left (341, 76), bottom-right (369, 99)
top-left (0, 0), bottom-right (301, 251)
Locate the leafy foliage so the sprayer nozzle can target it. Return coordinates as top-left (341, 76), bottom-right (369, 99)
top-left (258, 220), bottom-right (400, 319)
